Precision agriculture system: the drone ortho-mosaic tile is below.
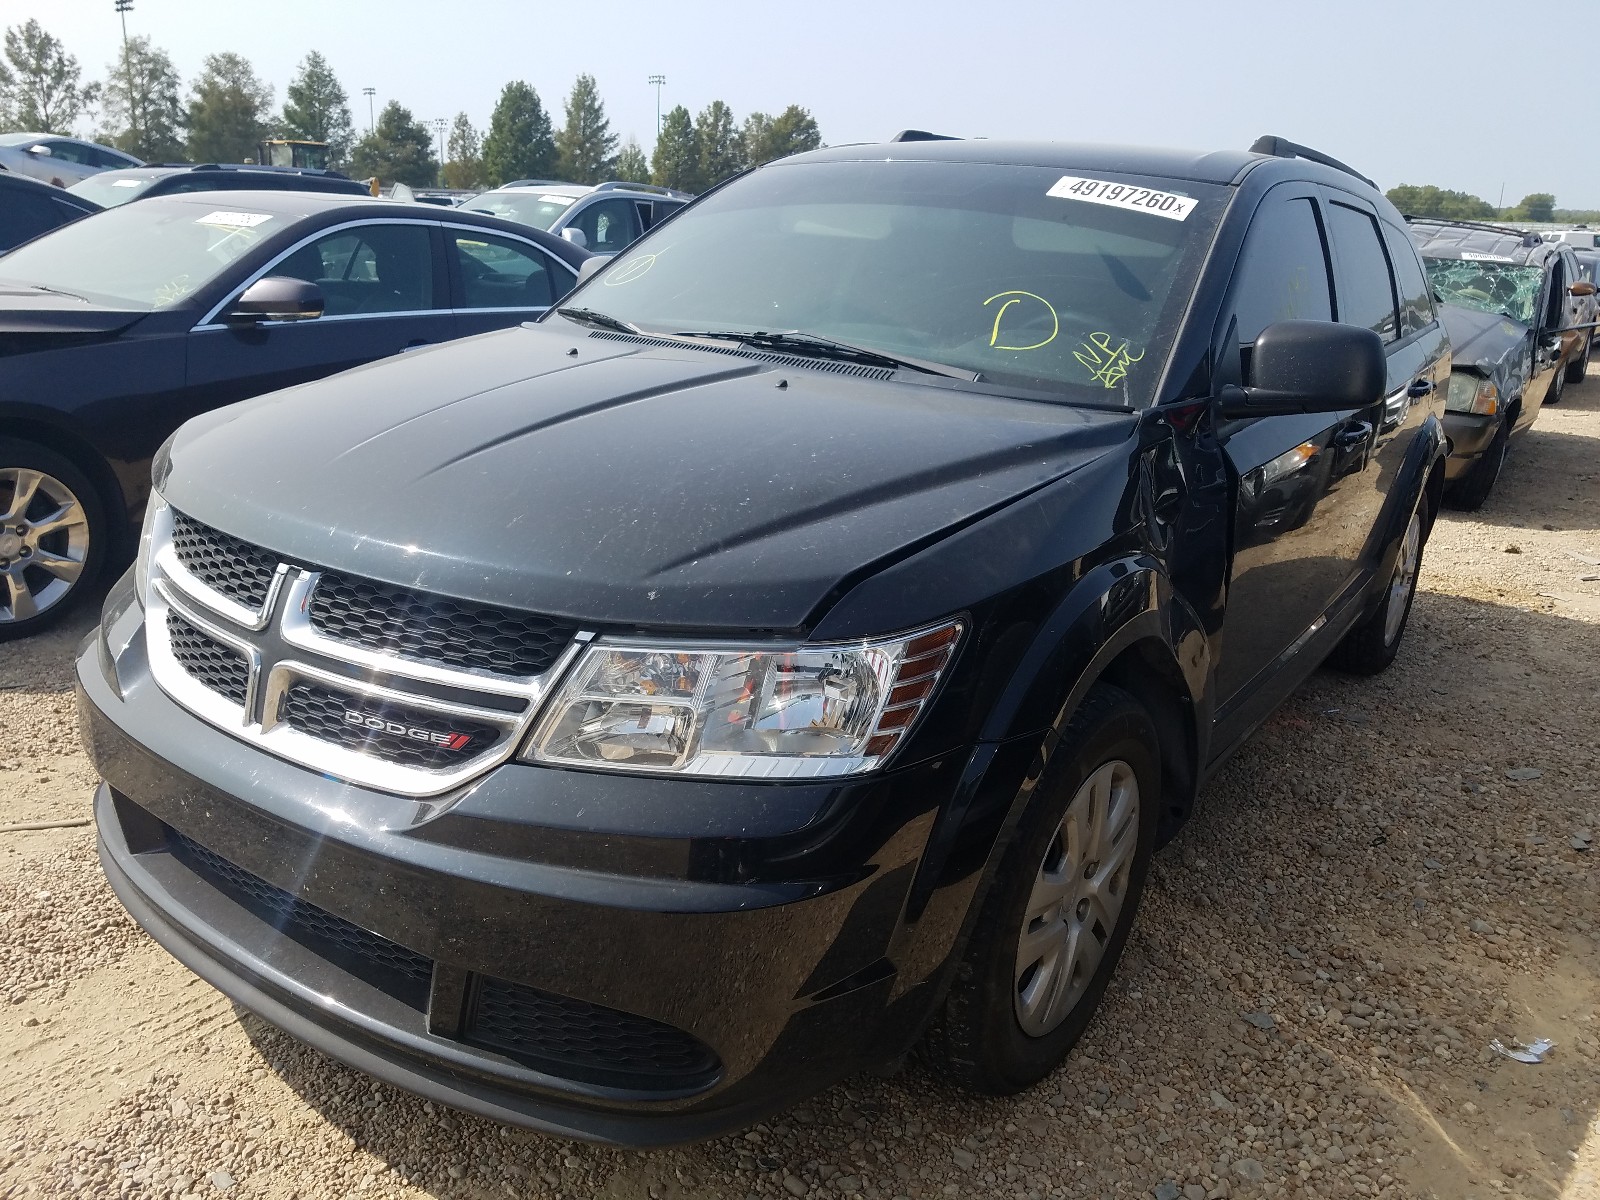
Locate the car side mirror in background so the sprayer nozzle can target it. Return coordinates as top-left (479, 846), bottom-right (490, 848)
top-left (26, 144), bottom-right (51, 156)
top-left (1218, 320), bottom-right (1386, 418)
top-left (561, 228), bottom-right (589, 250)
top-left (227, 277), bottom-right (325, 323)
top-left (1570, 280), bottom-right (1596, 296)
top-left (576, 255), bottom-right (613, 284)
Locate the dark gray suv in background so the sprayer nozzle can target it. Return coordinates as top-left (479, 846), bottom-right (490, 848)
top-left (80, 134), bottom-right (1447, 1144)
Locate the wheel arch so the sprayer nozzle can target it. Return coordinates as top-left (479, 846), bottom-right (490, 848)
top-left (0, 412), bottom-right (129, 551)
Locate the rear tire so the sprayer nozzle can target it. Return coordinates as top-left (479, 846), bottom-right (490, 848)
top-left (1564, 332), bottom-right (1592, 385)
top-left (1444, 418), bottom-right (1509, 512)
top-left (1327, 491), bottom-right (1429, 676)
top-left (0, 439), bottom-right (107, 642)
top-left (925, 684), bottom-right (1160, 1094)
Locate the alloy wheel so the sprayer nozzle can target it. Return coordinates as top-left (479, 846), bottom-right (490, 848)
top-left (1013, 759), bottom-right (1140, 1037)
top-left (1383, 508), bottom-right (1422, 646)
top-left (0, 467), bottom-right (91, 625)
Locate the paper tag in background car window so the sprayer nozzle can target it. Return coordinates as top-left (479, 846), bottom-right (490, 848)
top-left (540, 194), bottom-right (573, 204)
top-left (1047, 176), bottom-right (1196, 222)
top-left (113, 179), bottom-right (141, 187)
top-left (196, 210), bottom-right (272, 229)
top-left (1459, 251), bottom-right (1515, 263)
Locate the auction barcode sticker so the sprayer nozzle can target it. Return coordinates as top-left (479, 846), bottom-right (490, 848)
top-left (1047, 176), bottom-right (1197, 222)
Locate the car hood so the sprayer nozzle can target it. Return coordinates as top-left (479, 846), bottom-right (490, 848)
top-left (0, 287), bottom-right (148, 336)
top-left (163, 324), bottom-right (1138, 631)
top-left (1437, 302), bottom-right (1529, 374)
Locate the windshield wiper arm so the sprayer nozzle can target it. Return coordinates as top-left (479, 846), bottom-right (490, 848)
top-left (556, 306), bottom-right (643, 335)
top-left (27, 283), bottom-right (88, 303)
top-left (672, 329), bottom-right (982, 382)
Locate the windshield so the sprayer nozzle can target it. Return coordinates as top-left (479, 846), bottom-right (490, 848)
top-left (461, 191), bottom-right (577, 230)
top-left (0, 201), bottom-right (283, 309)
top-left (1424, 256), bottom-right (1544, 326)
top-left (67, 173), bottom-right (160, 208)
top-left (563, 160), bottom-right (1227, 406)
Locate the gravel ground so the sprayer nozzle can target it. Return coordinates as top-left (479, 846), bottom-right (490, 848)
top-left (2, 380), bottom-right (1598, 1200)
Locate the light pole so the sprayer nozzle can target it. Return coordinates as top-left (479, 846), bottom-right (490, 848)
top-left (114, 1), bottom-right (136, 153)
top-left (363, 87), bottom-right (376, 134)
top-left (433, 117), bottom-right (446, 185)
top-left (649, 74), bottom-right (666, 139)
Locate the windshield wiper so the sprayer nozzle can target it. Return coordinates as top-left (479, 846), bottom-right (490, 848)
top-left (556, 306), bottom-right (643, 335)
top-left (26, 283), bottom-right (88, 303)
top-left (671, 329), bottom-right (982, 382)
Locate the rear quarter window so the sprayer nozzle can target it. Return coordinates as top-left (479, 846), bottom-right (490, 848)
top-left (1382, 221), bottom-right (1435, 336)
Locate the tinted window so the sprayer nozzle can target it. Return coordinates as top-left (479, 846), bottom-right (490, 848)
top-left (571, 198), bottom-right (641, 253)
top-left (43, 140), bottom-right (94, 166)
top-left (274, 223), bottom-right (434, 316)
top-left (1229, 195), bottom-right (1333, 343)
top-left (1382, 221), bottom-right (1433, 336)
top-left (0, 186), bottom-right (67, 251)
top-left (451, 231), bottom-right (566, 308)
top-left (1327, 202), bottom-right (1399, 342)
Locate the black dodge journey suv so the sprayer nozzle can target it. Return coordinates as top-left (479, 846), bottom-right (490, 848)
top-left (78, 133), bottom-right (1449, 1143)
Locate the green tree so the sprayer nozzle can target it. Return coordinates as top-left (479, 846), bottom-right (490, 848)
top-left (613, 137), bottom-right (648, 184)
top-left (1511, 193), bottom-right (1556, 223)
top-left (1, 20), bottom-right (97, 133)
top-left (743, 104), bottom-right (822, 167)
top-left (1384, 184), bottom-right (1495, 221)
top-left (349, 99), bottom-right (437, 187)
top-left (650, 104), bottom-right (696, 191)
top-left (281, 51), bottom-right (354, 168)
top-left (185, 52), bottom-right (274, 164)
top-left (555, 73), bottom-right (617, 184)
top-left (100, 36), bottom-right (185, 162)
top-left (480, 80), bottom-right (555, 186)
top-left (442, 111), bottom-right (483, 189)
top-left (694, 100), bottom-right (741, 189)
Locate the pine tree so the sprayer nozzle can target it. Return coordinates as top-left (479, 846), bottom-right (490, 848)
top-left (650, 105), bottom-right (697, 192)
top-left (480, 80), bottom-right (556, 186)
top-left (100, 36), bottom-right (185, 162)
top-left (281, 51), bottom-right (354, 168)
top-left (349, 100), bottom-right (437, 187)
top-left (745, 104), bottom-right (821, 166)
top-left (185, 53), bottom-right (274, 164)
top-left (1, 20), bottom-right (97, 134)
top-left (613, 137), bottom-right (648, 185)
top-left (694, 100), bottom-right (741, 190)
top-left (443, 112), bottom-right (483, 189)
top-left (555, 73), bottom-right (617, 185)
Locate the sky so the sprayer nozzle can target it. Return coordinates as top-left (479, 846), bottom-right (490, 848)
top-left (9, 0), bottom-right (1594, 209)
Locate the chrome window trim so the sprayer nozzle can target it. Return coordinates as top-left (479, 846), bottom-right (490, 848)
top-left (194, 216), bottom-right (444, 329)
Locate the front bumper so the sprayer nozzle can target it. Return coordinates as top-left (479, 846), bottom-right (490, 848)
top-left (79, 574), bottom-right (1006, 1143)
top-left (1442, 410), bottom-right (1498, 481)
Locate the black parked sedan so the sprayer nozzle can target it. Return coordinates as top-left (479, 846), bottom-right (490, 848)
top-left (0, 191), bottom-right (587, 638)
top-left (81, 136), bottom-right (1449, 1142)
top-left (0, 169), bottom-right (100, 251)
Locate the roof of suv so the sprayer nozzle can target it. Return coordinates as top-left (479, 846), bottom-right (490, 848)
top-left (792, 139), bottom-right (1264, 185)
top-left (1407, 218), bottom-right (1560, 266)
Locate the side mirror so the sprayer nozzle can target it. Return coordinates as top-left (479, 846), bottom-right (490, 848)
top-left (561, 227), bottom-right (589, 250)
top-left (576, 254), bottom-right (613, 284)
top-left (1570, 280), bottom-right (1596, 296)
top-left (26, 144), bottom-right (51, 157)
top-left (227, 276), bottom-right (324, 323)
top-left (1218, 320), bottom-right (1386, 418)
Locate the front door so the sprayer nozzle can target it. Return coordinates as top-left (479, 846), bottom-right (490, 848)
top-left (187, 220), bottom-right (455, 409)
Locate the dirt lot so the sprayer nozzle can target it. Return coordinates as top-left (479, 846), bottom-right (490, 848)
top-left (2, 378), bottom-right (1598, 1200)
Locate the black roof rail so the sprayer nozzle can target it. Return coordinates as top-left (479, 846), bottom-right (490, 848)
top-left (591, 180), bottom-right (694, 199)
top-left (1402, 214), bottom-right (1543, 246)
top-left (1249, 135), bottom-right (1374, 188)
top-left (890, 129), bottom-right (960, 142)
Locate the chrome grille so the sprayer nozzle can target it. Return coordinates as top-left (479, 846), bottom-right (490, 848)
top-left (165, 609), bottom-right (249, 706)
top-left (309, 572), bottom-right (576, 678)
top-left (170, 510), bottom-right (280, 611)
top-left (280, 681), bottom-right (502, 769)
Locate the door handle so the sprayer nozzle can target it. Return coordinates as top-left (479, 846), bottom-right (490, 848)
top-left (1406, 379), bottom-right (1434, 397)
top-left (1333, 422), bottom-right (1373, 449)
top-left (402, 339), bottom-right (432, 352)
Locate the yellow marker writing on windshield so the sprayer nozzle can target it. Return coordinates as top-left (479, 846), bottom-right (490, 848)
top-left (1074, 332), bottom-right (1144, 388)
top-left (983, 290), bottom-right (1059, 351)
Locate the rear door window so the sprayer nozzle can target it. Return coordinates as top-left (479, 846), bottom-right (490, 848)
top-left (450, 230), bottom-right (570, 309)
top-left (1326, 201), bottom-right (1400, 342)
top-left (1382, 221), bottom-right (1434, 337)
top-left (273, 223), bottom-right (436, 316)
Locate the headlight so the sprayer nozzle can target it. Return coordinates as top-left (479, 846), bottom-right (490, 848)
top-left (1445, 373), bottom-right (1498, 415)
top-left (523, 620), bottom-right (963, 778)
top-left (133, 490), bottom-right (169, 609)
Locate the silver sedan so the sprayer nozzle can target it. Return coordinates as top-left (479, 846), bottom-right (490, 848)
top-left (0, 132), bottom-right (141, 187)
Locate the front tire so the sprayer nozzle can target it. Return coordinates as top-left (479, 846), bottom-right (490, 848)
top-left (1445, 418), bottom-right (1509, 512)
top-left (0, 439), bottom-right (107, 641)
top-left (926, 684), bottom-right (1159, 1094)
top-left (1327, 491), bottom-right (1429, 676)
top-left (1564, 332), bottom-right (1592, 385)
